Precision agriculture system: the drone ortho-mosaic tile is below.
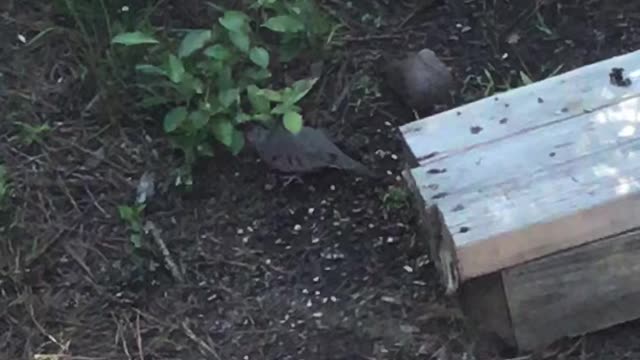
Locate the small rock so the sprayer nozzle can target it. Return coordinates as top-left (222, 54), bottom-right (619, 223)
top-left (383, 48), bottom-right (455, 113)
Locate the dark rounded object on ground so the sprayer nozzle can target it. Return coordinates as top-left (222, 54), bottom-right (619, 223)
top-left (384, 48), bottom-right (456, 114)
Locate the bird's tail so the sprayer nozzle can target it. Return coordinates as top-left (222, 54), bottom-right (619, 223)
top-left (345, 157), bottom-right (380, 178)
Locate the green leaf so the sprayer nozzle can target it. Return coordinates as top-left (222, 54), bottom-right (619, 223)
top-left (249, 47), bottom-right (270, 68)
top-left (283, 111), bottom-right (303, 134)
top-left (234, 112), bottom-right (252, 124)
top-left (289, 77), bottom-right (319, 103)
top-left (252, 113), bottom-right (272, 122)
top-left (229, 129), bottom-right (245, 155)
top-left (111, 31), bottom-right (159, 45)
top-left (272, 103), bottom-right (300, 115)
top-left (204, 44), bottom-right (232, 61)
top-left (261, 89), bottom-right (283, 102)
top-left (262, 15), bottom-right (305, 33)
top-left (168, 54), bottom-right (185, 83)
top-left (247, 85), bottom-right (271, 114)
top-left (219, 10), bottom-right (248, 33)
top-left (179, 29), bottom-right (212, 58)
top-left (118, 205), bottom-right (134, 221)
top-left (164, 107), bottom-right (188, 133)
top-left (212, 120), bottom-right (234, 146)
top-left (189, 110), bottom-right (209, 129)
top-left (217, 67), bottom-right (234, 90)
top-left (228, 31), bottom-right (250, 53)
top-left (218, 88), bottom-right (239, 108)
top-left (135, 64), bottom-right (167, 76)
top-left (244, 68), bottom-right (271, 82)
top-left (182, 74), bottom-right (204, 94)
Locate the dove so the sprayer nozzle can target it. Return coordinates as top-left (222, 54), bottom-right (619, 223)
top-left (243, 123), bottom-right (377, 180)
top-left (383, 48), bottom-right (455, 114)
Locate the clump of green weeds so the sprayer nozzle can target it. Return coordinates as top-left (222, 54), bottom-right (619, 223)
top-left (57, 0), bottom-right (334, 173)
top-left (118, 203), bottom-right (146, 249)
top-left (111, 1), bottom-right (332, 169)
top-left (382, 185), bottom-right (410, 211)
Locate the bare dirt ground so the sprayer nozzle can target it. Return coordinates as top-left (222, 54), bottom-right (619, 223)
top-left (3, 0), bottom-right (640, 359)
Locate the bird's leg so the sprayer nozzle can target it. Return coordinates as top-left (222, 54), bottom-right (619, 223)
top-left (280, 174), bottom-right (304, 187)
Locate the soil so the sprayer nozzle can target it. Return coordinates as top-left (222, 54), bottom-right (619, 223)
top-left (3, 0), bottom-right (640, 359)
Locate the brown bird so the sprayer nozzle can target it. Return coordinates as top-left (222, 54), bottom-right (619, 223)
top-left (243, 123), bottom-right (377, 183)
top-left (383, 48), bottom-right (455, 114)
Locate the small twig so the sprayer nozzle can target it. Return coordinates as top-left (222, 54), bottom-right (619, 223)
top-left (143, 221), bottom-right (185, 283)
top-left (181, 321), bottom-right (221, 360)
top-left (63, 243), bottom-right (95, 281)
top-left (135, 312), bottom-right (144, 360)
top-left (340, 34), bottom-right (406, 42)
top-left (396, 0), bottom-right (439, 30)
top-left (28, 303), bottom-right (66, 351)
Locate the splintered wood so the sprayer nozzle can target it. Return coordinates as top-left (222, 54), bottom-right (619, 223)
top-left (400, 49), bottom-right (640, 350)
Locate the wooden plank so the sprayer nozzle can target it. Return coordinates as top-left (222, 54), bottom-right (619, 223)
top-left (503, 228), bottom-right (640, 350)
top-left (411, 95), bottom-right (640, 202)
top-left (458, 272), bottom-right (516, 348)
top-left (399, 49), bottom-right (640, 167)
top-left (411, 95), bottom-right (640, 283)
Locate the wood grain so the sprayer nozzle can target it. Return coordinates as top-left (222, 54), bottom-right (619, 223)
top-left (410, 95), bottom-right (640, 201)
top-left (459, 272), bottom-right (516, 348)
top-left (503, 228), bottom-right (640, 350)
top-left (400, 49), bottom-right (640, 167)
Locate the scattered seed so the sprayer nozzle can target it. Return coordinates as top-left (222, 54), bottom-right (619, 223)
top-left (381, 296), bottom-right (401, 304)
top-left (403, 265), bottom-right (414, 273)
top-left (293, 224), bottom-right (302, 231)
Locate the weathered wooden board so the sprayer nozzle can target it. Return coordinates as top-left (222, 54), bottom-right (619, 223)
top-left (411, 94), bottom-right (640, 283)
top-left (503, 228), bottom-right (640, 350)
top-left (411, 94), bottom-right (640, 201)
top-left (400, 49), bottom-right (640, 167)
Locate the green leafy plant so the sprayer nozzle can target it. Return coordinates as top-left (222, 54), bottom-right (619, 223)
top-left (15, 122), bottom-right (51, 145)
top-left (255, 0), bottom-right (334, 61)
top-left (382, 185), bottom-right (410, 211)
top-left (118, 204), bottom-right (145, 248)
top-left (111, 2), bottom-right (328, 167)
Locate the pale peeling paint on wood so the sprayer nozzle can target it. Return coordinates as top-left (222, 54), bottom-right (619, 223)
top-left (400, 49), bottom-right (640, 167)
